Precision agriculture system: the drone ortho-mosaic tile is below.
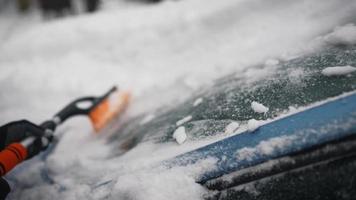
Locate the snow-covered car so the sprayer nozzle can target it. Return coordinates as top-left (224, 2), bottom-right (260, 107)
top-left (109, 44), bottom-right (356, 200)
top-left (2, 0), bottom-right (356, 199)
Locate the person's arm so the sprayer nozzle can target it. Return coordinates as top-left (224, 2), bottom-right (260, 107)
top-left (0, 120), bottom-right (47, 199)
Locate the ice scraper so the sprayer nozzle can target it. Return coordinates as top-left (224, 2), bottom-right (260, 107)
top-left (0, 86), bottom-right (130, 176)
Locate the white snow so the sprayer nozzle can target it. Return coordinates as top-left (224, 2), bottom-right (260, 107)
top-left (1, 0), bottom-right (356, 124)
top-left (236, 135), bottom-right (295, 161)
top-left (1, 0), bottom-right (356, 199)
top-left (176, 115), bottom-right (193, 126)
top-left (264, 58), bottom-right (279, 66)
top-left (140, 114), bottom-right (155, 125)
top-left (173, 126), bottom-right (187, 144)
top-left (111, 167), bottom-right (205, 200)
top-left (288, 106), bottom-right (298, 113)
top-left (111, 158), bottom-right (217, 200)
top-left (251, 101), bottom-right (269, 113)
top-left (247, 119), bottom-right (263, 132)
top-left (193, 98), bottom-right (203, 107)
top-left (324, 24), bottom-right (356, 45)
top-left (321, 66), bottom-right (356, 76)
top-left (224, 122), bottom-right (240, 135)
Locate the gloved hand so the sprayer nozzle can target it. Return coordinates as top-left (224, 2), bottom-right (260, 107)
top-left (0, 177), bottom-right (10, 200)
top-left (0, 120), bottom-right (48, 159)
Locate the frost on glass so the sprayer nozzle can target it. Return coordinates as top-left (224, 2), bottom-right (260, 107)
top-left (112, 45), bottom-right (356, 152)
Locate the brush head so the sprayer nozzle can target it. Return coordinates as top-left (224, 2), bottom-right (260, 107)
top-left (51, 86), bottom-right (131, 133)
top-left (89, 89), bottom-right (131, 132)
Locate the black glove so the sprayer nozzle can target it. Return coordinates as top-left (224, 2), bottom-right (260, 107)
top-left (0, 120), bottom-right (47, 159)
top-left (0, 177), bottom-right (10, 200)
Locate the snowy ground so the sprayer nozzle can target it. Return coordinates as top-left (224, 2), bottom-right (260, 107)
top-left (1, 0), bottom-right (356, 199)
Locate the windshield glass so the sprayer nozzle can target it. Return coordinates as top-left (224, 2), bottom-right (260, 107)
top-left (111, 44), bottom-right (356, 153)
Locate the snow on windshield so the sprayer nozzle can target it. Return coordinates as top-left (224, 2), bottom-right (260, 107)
top-left (1, 0), bottom-right (356, 199)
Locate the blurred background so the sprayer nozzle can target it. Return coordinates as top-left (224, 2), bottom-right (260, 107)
top-left (0, 0), bottom-right (356, 125)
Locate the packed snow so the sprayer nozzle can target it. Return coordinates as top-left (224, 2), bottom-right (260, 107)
top-left (224, 122), bottom-right (240, 135)
top-left (1, 0), bottom-right (356, 199)
top-left (173, 126), bottom-right (188, 145)
top-left (251, 101), bottom-right (269, 113)
top-left (247, 119), bottom-right (264, 132)
top-left (321, 66), bottom-right (356, 76)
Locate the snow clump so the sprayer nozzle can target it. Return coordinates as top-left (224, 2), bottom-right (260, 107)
top-left (193, 98), bottom-right (203, 107)
top-left (176, 115), bottom-right (193, 126)
top-left (251, 101), bottom-right (269, 113)
top-left (324, 24), bottom-right (356, 45)
top-left (173, 126), bottom-right (187, 144)
top-left (224, 122), bottom-right (240, 134)
top-left (321, 66), bottom-right (356, 76)
top-left (247, 119), bottom-right (263, 132)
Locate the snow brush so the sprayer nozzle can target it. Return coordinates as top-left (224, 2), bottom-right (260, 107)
top-left (0, 86), bottom-right (130, 176)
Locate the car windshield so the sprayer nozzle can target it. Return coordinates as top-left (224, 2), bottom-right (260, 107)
top-left (110, 44), bottom-right (356, 153)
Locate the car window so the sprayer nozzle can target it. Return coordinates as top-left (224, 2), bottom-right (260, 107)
top-left (111, 45), bottom-right (356, 153)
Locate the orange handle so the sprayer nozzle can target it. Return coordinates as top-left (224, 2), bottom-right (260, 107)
top-left (0, 143), bottom-right (28, 176)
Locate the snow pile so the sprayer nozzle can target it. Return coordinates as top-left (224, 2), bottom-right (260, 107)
top-left (288, 106), bottom-right (297, 113)
top-left (247, 119), bottom-right (264, 132)
top-left (173, 126), bottom-right (187, 144)
top-left (251, 101), bottom-right (269, 113)
top-left (224, 122), bottom-right (240, 134)
top-left (12, 130), bottom-right (219, 200)
top-left (111, 169), bottom-right (205, 200)
top-left (321, 66), bottom-right (356, 76)
top-left (324, 24), bottom-right (356, 45)
top-left (111, 158), bottom-right (217, 200)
